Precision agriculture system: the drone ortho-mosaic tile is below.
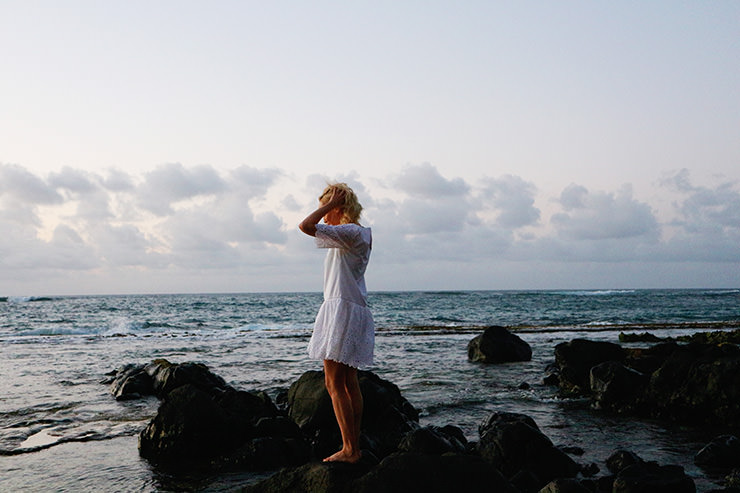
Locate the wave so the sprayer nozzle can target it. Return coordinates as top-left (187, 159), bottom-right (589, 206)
top-left (550, 290), bottom-right (637, 296)
top-left (4, 296), bottom-right (55, 303)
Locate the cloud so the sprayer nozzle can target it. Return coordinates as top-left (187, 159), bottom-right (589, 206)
top-left (0, 163), bottom-right (62, 206)
top-left (392, 163), bottom-right (469, 199)
top-left (479, 175), bottom-right (540, 228)
top-left (658, 169), bottom-right (740, 261)
top-left (552, 184), bottom-right (659, 241)
top-left (137, 163), bottom-right (227, 215)
top-left (1, 162), bottom-right (738, 294)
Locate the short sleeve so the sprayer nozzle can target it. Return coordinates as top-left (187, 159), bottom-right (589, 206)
top-left (315, 224), bottom-right (359, 250)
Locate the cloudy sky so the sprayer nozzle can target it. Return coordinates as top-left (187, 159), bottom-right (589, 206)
top-left (1, 1), bottom-right (738, 295)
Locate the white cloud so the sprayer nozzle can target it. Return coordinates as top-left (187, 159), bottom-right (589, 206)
top-left (137, 163), bottom-right (226, 215)
top-left (552, 184), bottom-right (659, 241)
top-left (392, 163), bottom-right (469, 199)
top-left (479, 175), bottom-right (540, 228)
top-left (0, 163), bottom-right (62, 206)
top-left (1, 162), bottom-right (738, 294)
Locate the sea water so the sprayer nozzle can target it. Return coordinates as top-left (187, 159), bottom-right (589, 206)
top-left (1, 289), bottom-right (738, 492)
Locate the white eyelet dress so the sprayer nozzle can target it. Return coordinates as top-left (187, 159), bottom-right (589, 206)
top-left (308, 223), bottom-right (374, 369)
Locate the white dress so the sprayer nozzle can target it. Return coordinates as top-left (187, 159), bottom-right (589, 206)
top-left (308, 223), bottom-right (374, 368)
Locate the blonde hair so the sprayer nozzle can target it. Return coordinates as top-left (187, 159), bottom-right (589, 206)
top-left (319, 182), bottom-right (363, 225)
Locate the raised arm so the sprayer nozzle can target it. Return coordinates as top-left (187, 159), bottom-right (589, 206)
top-left (299, 189), bottom-right (346, 237)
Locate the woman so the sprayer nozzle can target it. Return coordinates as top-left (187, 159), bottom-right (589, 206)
top-left (298, 183), bottom-right (374, 463)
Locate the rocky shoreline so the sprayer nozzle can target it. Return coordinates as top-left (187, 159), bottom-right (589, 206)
top-left (103, 327), bottom-right (740, 492)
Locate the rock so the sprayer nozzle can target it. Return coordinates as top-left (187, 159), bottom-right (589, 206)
top-left (647, 343), bottom-right (740, 425)
top-left (138, 383), bottom-right (307, 467)
top-left (397, 426), bottom-right (467, 455)
top-left (242, 461), bottom-right (372, 493)
top-left (624, 342), bottom-right (679, 375)
top-left (287, 370), bottom-right (419, 460)
top-left (538, 478), bottom-right (591, 493)
top-left (589, 361), bottom-right (647, 412)
top-left (727, 469), bottom-right (740, 489)
top-left (619, 332), bottom-right (665, 343)
top-left (477, 412), bottom-right (580, 488)
top-left (554, 339), bottom-right (626, 396)
top-left (109, 363), bottom-right (154, 400)
top-left (351, 452), bottom-right (517, 493)
top-left (467, 326), bottom-right (532, 363)
top-left (695, 435), bottom-right (740, 469)
top-left (612, 462), bottom-right (695, 493)
top-left (108, 359), bottom-right (232, 400)
top-left (144, 359), bottom-right (231, 397)
top-left (606, 450), bottom-right (645, 474)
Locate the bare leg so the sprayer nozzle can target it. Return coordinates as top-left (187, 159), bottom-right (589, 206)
top-left (323, 359), bottom-right (363, 463)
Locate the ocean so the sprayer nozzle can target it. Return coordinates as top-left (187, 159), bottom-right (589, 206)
top-left (1, 289), bottom-right (739, 492)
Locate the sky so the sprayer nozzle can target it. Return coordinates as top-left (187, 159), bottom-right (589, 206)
top-left (1, 1), bottom-right (739, 295)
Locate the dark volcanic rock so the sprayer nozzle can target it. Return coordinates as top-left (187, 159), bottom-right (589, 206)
top-left (242, 461), bottom-right (372, 493)
top-left (695, 435), bottom-right (740, 469)
top-left (138, 383), bottom-right (292, 465)
top-left (606, 450), bottom-right (645, 474)
top-left (554, 339), bottom-right (626, 396)
top-left (467, 326), bottom-right (532, 363)
top-left (646, 343), bottom-right (740, 425)
top-left (109, 363), bottom-right (154, 400)
top-left (287, 370), bottom-right (419, 460)
top-left (589, 361), bottom-right (648, 412)
top-left (539, 477), bottom-right (592, 493)
top-left (351, 452), bottom-right (517, 493)
top-left (108, 359), bottom-right (232, 400)
top-left (612, 462), bottom-right (695, 493)
top-left (477, 412), bottom-right (580, 488)
top-left (397, 425), bottom-right (467, 455)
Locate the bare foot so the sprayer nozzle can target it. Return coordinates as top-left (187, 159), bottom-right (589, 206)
top-left (323, 449), bottom-right (362, 464)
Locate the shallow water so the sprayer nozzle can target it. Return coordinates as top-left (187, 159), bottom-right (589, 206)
top-left (1, 290), bottom-right (739, 491)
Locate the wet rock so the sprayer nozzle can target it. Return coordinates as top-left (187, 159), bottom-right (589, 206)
top-left (397, 425), bottom-right (467, 455)
top-left (612, 462), bottom-right (695, 493)
top-left (144, 359), bottom-right (231, 397)
top-left (554, 339), bottom-right (626, 396)
top-left (287, 370), bottom-right (419, 460)
top-left (351, 452), bottom-right (517, 493)
top-left (109, 363), bottom-right (154, 400)
top-left (538, 477), bottom-right (591, 493)
top-left (242, 461), bottom-right (372, 493)
top-left (467, 325), bottom-right (532, 364)
top-left (589, 361), bottom-right (647, 412)
top-left (138, 383), bottom-right (298, 466)
top-left (695, 435), bottom-right (740, 469)
top-left (477, 412), bottom-right (580, 488)
top-left (619, 331), bottom-right (665, 343)
top-left (108, 359), bottom-right (232, 400)
top-left (606, 450), bottom-right (645, 474)
top-left (646, 343), bottom-right (740, 425)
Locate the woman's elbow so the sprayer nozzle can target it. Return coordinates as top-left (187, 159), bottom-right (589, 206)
top-left (299, 221), bottom-right (316, 236)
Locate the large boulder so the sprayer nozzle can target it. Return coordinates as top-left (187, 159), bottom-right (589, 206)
top-left (397, 425), bottom-right (467, 455)
top-left (287, 370), bottom-right (419, 460)
top-left (695, 435), bottom-right (740, 469)
top-left (138, 383), bottom-right (310, 467)
top-left (646, 343), bottom-right (740, 425)
top-left (351, 452), bottom-right (517, 493)
top-left (107, 359), bottom-right (231, 400)
top-left (477, 412), bottom-right (580, 488)
top-left (605, 450), bottom-right (695, 493)
top-left (554, 339), bottom-right (626, 396)
top-left (467, 326), bottom-right (532, 364)
top-left (589, 361), bottom-right (648, 412)
top-left (242, 461), bottom-right (372, 493)
top-left (612, 462), bottom-right (695, 493)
